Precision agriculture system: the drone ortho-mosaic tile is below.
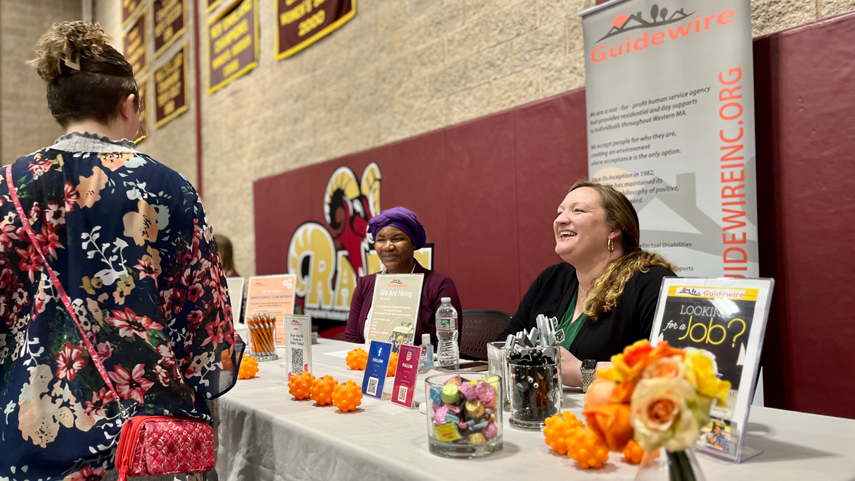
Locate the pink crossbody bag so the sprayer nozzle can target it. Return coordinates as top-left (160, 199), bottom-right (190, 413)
top-left (6, 166), bottom-right (216, 480)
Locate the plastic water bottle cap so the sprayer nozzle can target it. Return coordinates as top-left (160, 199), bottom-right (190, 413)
top-left (441, 297), bottom-right (451, 302)
top-left (422, 333), bottom-right (431, 344)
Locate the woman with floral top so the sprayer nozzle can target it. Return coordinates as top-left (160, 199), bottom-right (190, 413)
top-left (0, 22), bottom-right (241, 480)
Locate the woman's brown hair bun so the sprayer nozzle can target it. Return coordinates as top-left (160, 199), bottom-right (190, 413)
top-left (30, 21), bottom-right (111, 84)
top-left (29, 21), bottom-right (138, 129)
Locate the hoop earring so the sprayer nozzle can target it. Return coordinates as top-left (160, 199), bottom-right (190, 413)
top-left (607, 238), bottom-right (614, 252)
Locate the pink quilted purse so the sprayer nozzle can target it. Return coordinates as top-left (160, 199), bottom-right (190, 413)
top-left (115, 416), bottom-right (216, 479)
top-left (6, 166), bottom-right (217, 480)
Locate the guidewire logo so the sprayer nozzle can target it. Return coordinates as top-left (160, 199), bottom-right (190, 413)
top-left (591, 4), bottom-right (735, 63)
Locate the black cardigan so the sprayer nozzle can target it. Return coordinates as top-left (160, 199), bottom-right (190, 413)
top-left (498, 263), bottom-right (676, 362)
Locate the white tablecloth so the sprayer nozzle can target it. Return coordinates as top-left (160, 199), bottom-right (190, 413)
top-left (217, 339), bottom-right (855, 481)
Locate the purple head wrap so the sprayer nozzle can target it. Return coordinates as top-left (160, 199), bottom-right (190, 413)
top-left (367, 206), bottom-right (427, 249)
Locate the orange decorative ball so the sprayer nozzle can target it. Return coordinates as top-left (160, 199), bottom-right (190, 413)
top-left (622, 439), bottom-right (646, 464)
top-left (332, 380), bottom-right (363, 413)
top-left (387, 352), bottom-right (398, 377)
top-left (238, 356), bottom-right (259, 380)
top-left (543, 411), bottom-right (584, 455)
top-left (311, 375), bottom-right (338, 406)
top-left (346, 348), bottom-right (368, 371)
top-left (288, 371), bottom-right (316, 400)
top-left (566, 426), bottom-right (610, 469)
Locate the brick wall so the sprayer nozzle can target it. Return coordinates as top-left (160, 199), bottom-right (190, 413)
top-left (3, 0), bottom-right (852, 276)
top-left (0, 0), bottom-right (81, 164)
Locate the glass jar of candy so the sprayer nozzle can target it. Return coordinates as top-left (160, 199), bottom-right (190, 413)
top-left (507, 346), bottom-right (562, 429)
top-left (424, 373), bottom-right (503, 458)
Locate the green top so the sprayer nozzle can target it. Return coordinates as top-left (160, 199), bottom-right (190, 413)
top-left (558, 291), bottom-right (587, 350)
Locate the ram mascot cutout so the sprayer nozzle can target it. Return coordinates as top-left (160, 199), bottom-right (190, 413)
top-left (287, 163), bottom-right (382, 317)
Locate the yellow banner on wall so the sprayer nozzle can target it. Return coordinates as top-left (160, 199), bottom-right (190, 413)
top-left (275, 0), bottom-right (356, 59)
top-left (123, 9), bottom-right (149, 77)
top-left (154, 43), bottom-right (190, 129)
top-left (208, 0), bottom-right (259, 94)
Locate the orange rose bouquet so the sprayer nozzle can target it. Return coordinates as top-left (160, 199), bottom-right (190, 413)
top-left (582, 340), bottom-right (730, 478)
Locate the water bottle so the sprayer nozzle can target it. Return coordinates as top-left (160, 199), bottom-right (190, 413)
top-left (419, 333), bottom-right (434, 373)
top-left (435, 297), bottom-right (459, 369)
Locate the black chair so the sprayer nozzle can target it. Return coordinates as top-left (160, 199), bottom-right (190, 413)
top-left (459, 310), bottom-right (512, 361)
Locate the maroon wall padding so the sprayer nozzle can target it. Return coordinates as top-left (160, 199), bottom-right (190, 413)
top-left (254, 12), bottom-right (855, 418)
top-left (753, 12), bottom-right (855, 419)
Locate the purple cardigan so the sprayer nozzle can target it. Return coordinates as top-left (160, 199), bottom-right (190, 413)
top-left (344, 261), bottom-right (463, 346)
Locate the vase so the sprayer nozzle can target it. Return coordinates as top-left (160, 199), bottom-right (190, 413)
top-left (634, 448), bottom-right (706, 481)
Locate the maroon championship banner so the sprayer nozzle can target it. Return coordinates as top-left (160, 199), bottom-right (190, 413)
top-left (153, 0), bottom-right (187, 58)
top-left (135, 76), bottom-right (149, 143)
top-left (154, 44), bottom-right (189, 129)
top-left (123, 9), bottom-right (148, 77)
top-left (122, 0), bottom-right (146, 28)
top-left (208, 0), bottom-right (258, 94)
top-left (208, 0), bottom-right (227, 12)
top-left (275, 0), bottom-right (356, 59)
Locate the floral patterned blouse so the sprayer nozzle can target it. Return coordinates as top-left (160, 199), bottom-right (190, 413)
top-left (0, 134), bottom-right (240, 481)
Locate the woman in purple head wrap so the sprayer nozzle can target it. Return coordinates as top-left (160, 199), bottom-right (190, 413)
top-left (345, 207), bottom-right (463, 348)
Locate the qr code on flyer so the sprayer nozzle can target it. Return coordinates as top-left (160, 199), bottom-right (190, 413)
top-left (291, 348), bottom-right (303, 374)
top-left (367, 377), bottom-right (379, 396)
top-left (397, 385), bottom-right (408, 403)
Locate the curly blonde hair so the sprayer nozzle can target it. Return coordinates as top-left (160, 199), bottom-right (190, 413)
top-left (569, 181), bottom-right (676, 319)
top-left (29, 21), bottom-right (138, 127)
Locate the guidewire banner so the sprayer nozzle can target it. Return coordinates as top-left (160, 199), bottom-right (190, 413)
top-left (581, 0), bottom-right (757, 278)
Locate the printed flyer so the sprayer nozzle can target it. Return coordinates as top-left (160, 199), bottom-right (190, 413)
top-left (650, 277), bottom-right (774, 461)
top-left (245, 275), bottom-right (296, 347)
top-left (365, 274), bottom-right (424, 353)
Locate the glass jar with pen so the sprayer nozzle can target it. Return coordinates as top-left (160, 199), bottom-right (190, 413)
top-left (247, 313), bottom-right (278, 362)
top-left (505, 314), bottom-right (565, 429)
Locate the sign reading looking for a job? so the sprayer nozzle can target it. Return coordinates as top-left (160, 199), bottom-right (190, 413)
top-left (153, 0), bottom-right (187, 58)
top-left (208, 0), bottom-right (258, 94)
top-left (276, 0), bottom-right (356, 59)
top-left (123, 9), bottom-right (148, 77)
top-left (154, 44), bottom-right (189, 129)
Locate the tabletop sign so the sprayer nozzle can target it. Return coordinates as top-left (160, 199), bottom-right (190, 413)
top-left (362, 341), bottom-right (392, 399)
top-left (226, 277), bottom-right (245, 324)
top-left (244, 275), bottom-right (296, 347)
top-left (122, 0), bottom-right (145, 28)
top-left (134, 75), bottom-right (149, 144)
top-left (366, 274), bottom-right (424, 354)
top-left (275, 0), bottom-right (356, 60)
top-left (390, 345), bottom-right (421, 409)
top-left (153, 43), bottom-right (189, 129)
top-left (208, 0), bottom-right (258, 94)
top-left (123, 9), bottom-right (148, 78)
top-left (286, 315), bottom-right (313, 378)
top-left (153, 0), bottom-right (187, 58)
top-left (650, 277), bottom-right (774, 462)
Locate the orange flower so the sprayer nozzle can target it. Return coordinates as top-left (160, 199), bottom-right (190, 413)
top-left (76, 169), bottom-right (109, 208)
top-left (122, 200), bottom-right (159, 246)
top-left (98, 152), bottom-right (134, 171)
top-left (642, 355), bottom-right (686, 380)
top-left (583, 403), bottom-right (633, 452)
top-left (630, 377), bottom-right (703, 452)
top-left (583, 378), bottom-right (616, 411)
top-left (622, 340), bottom-right (654, 367)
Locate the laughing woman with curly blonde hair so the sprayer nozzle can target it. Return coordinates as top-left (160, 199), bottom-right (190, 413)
top-left (498, 181), bottom-right (676, 387)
